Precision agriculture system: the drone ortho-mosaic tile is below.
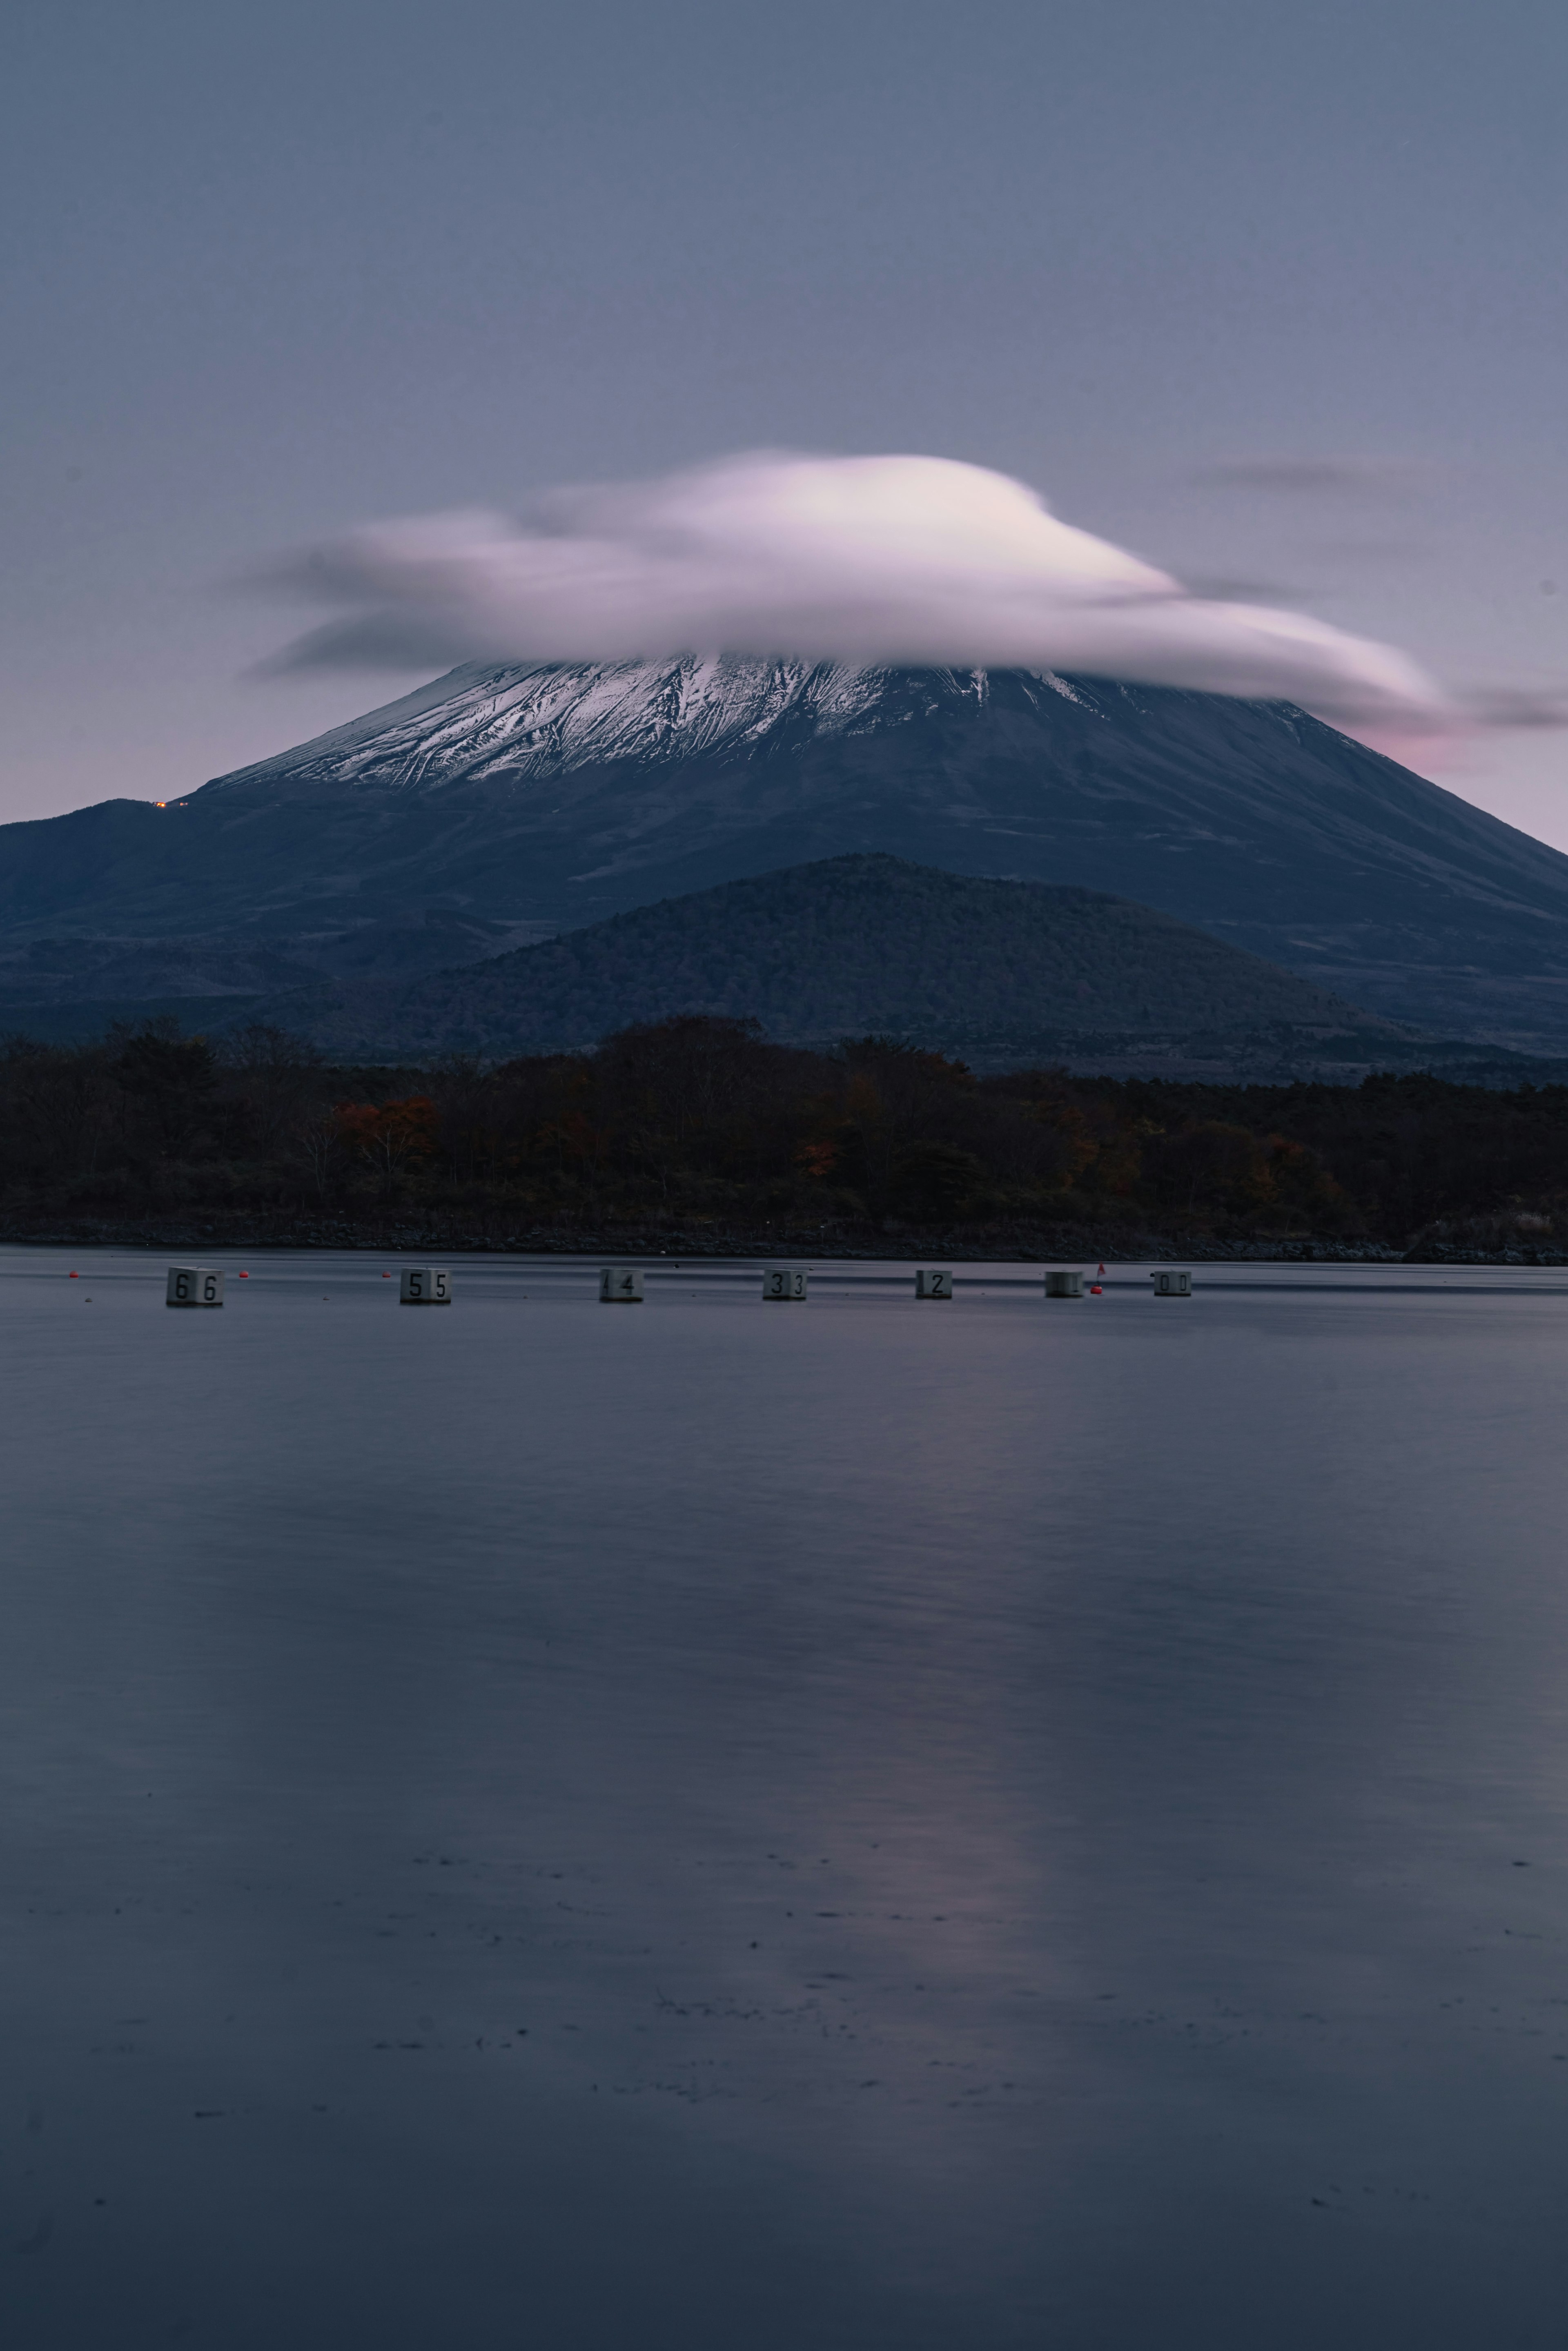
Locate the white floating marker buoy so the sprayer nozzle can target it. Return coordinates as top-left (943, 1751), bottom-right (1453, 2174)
top-left (599, 1266), bottom-right (644, 1303)
top-left (914, 1268), bottom-right (953, 1299)
top-left (1151, 1269), bottom-right (1192, 1297)
top-left (167, 1266), bottom-right (224, 1308)
top-left (762, 1266), bottom-right (808, 1302)
top-left (1044, 1269), bottom-right (1083, 1299)
top-left (399, 1268), bottom-right (452, 1305)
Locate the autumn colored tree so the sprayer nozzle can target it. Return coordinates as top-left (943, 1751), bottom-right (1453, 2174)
top-left (334, 1096), bottom-right (439, 1194)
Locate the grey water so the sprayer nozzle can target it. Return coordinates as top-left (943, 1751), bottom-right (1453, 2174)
top-left (4, 1250), bottom-right (1568, 2349)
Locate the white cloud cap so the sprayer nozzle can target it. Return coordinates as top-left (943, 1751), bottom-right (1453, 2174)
top-left (267, 451), bottom-right (1449, 750)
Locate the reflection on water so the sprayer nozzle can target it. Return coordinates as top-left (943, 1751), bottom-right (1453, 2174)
top-left (4, 1252), bottom-right (1568, 2347)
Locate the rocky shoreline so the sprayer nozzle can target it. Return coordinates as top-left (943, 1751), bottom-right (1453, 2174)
top-left (3, 1212), bottom-right (1563, 1268)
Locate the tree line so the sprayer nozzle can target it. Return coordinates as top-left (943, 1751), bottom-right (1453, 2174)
top-left (0, 1013), bottom-right (1562, 1249)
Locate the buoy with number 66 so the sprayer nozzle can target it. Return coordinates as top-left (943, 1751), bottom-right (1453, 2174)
top-left (400, 1268), bottom-right (452, 1305)
top-left (167, 1266), bottom-right (223, 1308)
top-left (600, 1267), bottom-right (644, 1303)
top-left (1151, 1269), bottom-right (1192, 1297)
top-left (763, 1267), bottom-right (808, 1302)
top-left (1044, 1269), bottom-right (1083, 1299)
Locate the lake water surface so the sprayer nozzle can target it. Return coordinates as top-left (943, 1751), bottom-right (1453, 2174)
top-left (4, 1250), bottom-right (1567, 2348)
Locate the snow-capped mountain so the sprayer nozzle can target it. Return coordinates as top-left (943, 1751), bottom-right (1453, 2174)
top-left (203, 658), bottom-right (1098, 796)
top-left (207, 657), bottom-right (936, 791)
top-left (6, 658), bottom-right (1568, 1048)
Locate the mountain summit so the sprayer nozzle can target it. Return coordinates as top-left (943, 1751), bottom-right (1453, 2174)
top-left (5, 658), bottom-right (1568, 1048)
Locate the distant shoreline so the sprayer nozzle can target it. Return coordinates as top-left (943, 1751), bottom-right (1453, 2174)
top-left (4, 1217), bottom-right (1561, 1269)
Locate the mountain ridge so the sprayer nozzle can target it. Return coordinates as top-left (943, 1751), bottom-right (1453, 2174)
top-left (7, 658), bottom-right (1568, 1047)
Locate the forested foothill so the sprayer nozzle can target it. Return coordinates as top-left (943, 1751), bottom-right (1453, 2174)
top-left (2, 1014), bottom-right (1566, 1261)
top-left (266, 855), bottom-right (1372, 1061)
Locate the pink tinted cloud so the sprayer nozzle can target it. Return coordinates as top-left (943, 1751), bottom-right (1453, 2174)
top-left (262, 452), bottom-right (1452, 754)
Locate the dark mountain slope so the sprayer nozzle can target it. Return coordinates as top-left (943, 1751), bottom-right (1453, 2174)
top-left (266, 854), bottom-right (1397, 1061)
top-left (7, 659), bottom-right (1568, 1046)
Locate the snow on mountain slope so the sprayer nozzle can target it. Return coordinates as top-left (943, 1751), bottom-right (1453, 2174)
top-left (206, 659), bottom-right (1090, 795)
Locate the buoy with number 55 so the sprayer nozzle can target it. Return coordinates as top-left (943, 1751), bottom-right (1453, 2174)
top-left (400, 1268), bottom-right (452, 1305)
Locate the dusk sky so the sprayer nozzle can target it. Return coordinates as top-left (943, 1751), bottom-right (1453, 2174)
top-left (4, 0), bottom-right (1564, 836)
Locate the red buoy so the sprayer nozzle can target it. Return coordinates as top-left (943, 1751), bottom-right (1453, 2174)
top-left (1090, 1284), bottom-right (1103, 1295)
top-left (69, 1271), bottom-right (79, 1278)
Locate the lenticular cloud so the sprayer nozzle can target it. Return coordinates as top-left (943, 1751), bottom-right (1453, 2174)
top-left (264, 452), bottom-right (1447, 747)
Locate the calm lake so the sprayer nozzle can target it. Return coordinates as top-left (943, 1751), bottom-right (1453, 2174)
top-left (4, 1250), bottom-right (1567, 2348)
